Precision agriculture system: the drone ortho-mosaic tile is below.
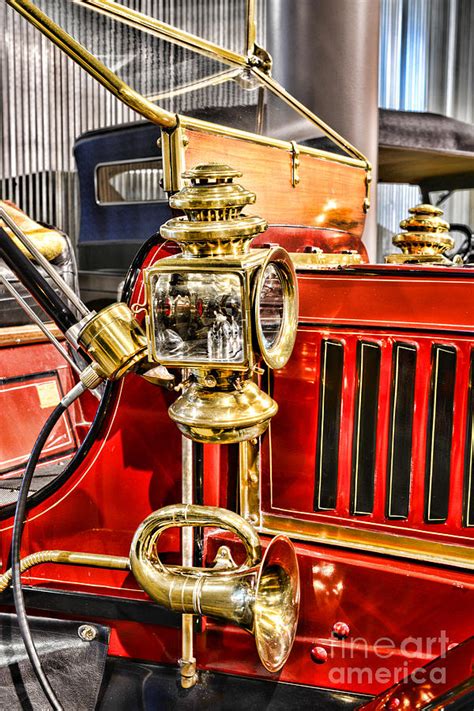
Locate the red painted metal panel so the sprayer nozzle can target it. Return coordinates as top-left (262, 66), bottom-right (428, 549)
top-left (0, 371), bottom-right (75, 474)
top-left (0, 245), bottom-right (472, 699)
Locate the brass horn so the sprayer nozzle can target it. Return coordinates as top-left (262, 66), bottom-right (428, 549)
top-left (130, 504), bottom-right (300, 673)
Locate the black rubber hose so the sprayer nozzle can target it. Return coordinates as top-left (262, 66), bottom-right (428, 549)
top-left (11, 402), bottom-right (67, 711)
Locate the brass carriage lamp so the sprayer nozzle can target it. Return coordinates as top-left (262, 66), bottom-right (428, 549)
top-left (143, 163), bottom-right (298, 443)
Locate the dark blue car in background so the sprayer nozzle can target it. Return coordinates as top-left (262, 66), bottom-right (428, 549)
top-left (74, 120), bottom-right (172, 309)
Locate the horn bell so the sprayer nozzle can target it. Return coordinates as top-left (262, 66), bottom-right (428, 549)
top-left (129, 504), bottom-right (300, 672)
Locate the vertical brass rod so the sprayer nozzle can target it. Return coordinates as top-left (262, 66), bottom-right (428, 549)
top-left (245, 0), bottom-right (256, 55)
top-left (0, 274), bottom-right (81, 375)
top-left (180, 435), bottom-right (197, 688)
top-left (238, 439), bottom-right (260, 526)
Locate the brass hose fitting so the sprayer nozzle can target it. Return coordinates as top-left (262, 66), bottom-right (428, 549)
top-left (77, 302), bottom-right (148, 380)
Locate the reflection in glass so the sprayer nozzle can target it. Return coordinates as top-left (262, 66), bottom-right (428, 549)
top-left (96, 159), bottom-right (166, 204)
top-left (258, 264), bottom-right (284, 350)
top-left (152, 271), bottom-right (244, 363)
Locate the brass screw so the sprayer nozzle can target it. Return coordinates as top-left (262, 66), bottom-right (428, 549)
top-left (78, 624), bottom-right (97, 642)
top-left (204, 374), bottom-right (217, 388)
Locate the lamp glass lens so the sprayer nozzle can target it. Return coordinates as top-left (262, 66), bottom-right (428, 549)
top-left (151, 271), bottom-right (244, 363)
top-left (259, 264), bottom-right (285, 350)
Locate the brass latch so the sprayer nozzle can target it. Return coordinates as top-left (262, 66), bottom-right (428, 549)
top-left (290, 141), bottom-right (300, 188)
top-left (363, 164), bottom-right (372, 213)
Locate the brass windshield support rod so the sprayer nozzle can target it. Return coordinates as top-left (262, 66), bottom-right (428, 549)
top-left (0, 275), bottom-right (81, 376)
top-left (245, 0), bottom-right (257, 56)
top-left (180, 436), bottom-right (198, 689)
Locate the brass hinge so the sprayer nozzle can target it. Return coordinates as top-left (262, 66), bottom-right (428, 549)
top-left (290, 141), bottom-right (300, 188)
top-left (363, 163), bottom-right (372, 212)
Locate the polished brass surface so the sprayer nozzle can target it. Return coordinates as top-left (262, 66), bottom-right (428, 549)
top-left (290, 251), bottom-right (363, 269)
top-left (261, 513), bottom-right (474, 572)
top-left (160, 125), bottom-right (187, 193)
top-left (386, 204), bottom-right (455, 265)
top-left (139, 364), bottom-right (175, 389)
top-left (161, 163), bottom-right (267, 257)
top-left (0, 550), bottom-right (130, 593)
top-left (160, 215), bottom-right (268, 258)
top-left (129, 503), bottom-right (300, 672)
top-left (169, 378), bottom-right (278, 444)
top-left (145, 164), bottom-right (296, 442)
top-left (1, 201), bottom-right (66, 262)
top-left (245, 0), bottom-right (257, 56)
top-left (78, 302), bottom-right (147, 380)
top-left (180, 437), bottom-right (197, 689)
top-left (290, 141), bottom-right (300, 187)
top-left (239, 439), bottom-right (261, 525)
top-left (254, 248), bottom-right (298, 370)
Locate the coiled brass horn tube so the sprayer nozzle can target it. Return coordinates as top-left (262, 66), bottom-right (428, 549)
top-left (0, 550), bottom-right (130, 593)
top-left (130, 503), bottom-right (262, 628)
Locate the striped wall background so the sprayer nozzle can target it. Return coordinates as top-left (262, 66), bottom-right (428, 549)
top-left (1, 0), bottom-right (473, 256)
top-left (378, 0), bottom-right (474, 258)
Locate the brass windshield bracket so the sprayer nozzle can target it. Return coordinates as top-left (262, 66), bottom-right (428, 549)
top-left (290, 141), bottom-right (300, 187)
top-left (161, 123), bottom-right (187, 193)
top-left (248, 44), bottom-right (273, 75)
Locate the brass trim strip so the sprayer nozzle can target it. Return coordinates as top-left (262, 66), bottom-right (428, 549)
top-left (260, 513), bottom-right (474, 571)
top-left (245, 0), bottom-right (256, 56)
top-left (179, 115), bottom-right (368, 170)
top-left (7, 0), bottom-right (177, 129)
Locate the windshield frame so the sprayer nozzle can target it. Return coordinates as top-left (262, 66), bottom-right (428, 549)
top-left (7, 0), bottom-right (370, 168)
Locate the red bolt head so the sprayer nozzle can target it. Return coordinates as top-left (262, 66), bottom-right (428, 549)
top-left (386, 699), bottom-right (401, 710)
top-left (332, 621), bottom-right (350, 639)
top-left (310, 645), bottom-right (328, 664)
